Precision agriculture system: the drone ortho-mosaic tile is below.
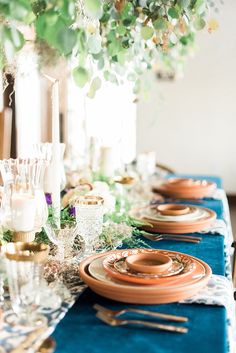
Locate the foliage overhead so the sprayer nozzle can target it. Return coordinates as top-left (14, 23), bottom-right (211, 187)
top-left (0, 0), bottom-right (219, 94)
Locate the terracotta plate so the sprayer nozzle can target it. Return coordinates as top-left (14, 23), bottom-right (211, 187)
top-left (80, 249), bottom-right (211, 304)
top-left (129, 205), bottom-right (216, 234)
top-left (102, 249), bottom-right (195, 285)
top-left (140, 205), bottom-right (207, 222)
top-left (153, 178), bottom-right (217, 199)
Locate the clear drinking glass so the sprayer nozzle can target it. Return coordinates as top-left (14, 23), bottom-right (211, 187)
top-left (0, 158), bottom-right (48, 242)
top-left (75, 195), bottom-right (104, 256)
top-left (44, 223), bottom-right (84, 263)
top-left (2, 242), bottom-right (49, 326)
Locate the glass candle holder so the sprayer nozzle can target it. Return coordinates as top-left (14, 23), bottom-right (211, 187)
top-left (0, 158), bottom-right (48, 242)
top-left (2, 242), bottom-right (49, 326)
top-left (137, 151), bottom-right (156, 181)
top-left (75, 195), bottom-right (104, 256)
top-left (114, 176), bottom-right (136, 214)
top-left (33, 142), bottom-right (66, 192)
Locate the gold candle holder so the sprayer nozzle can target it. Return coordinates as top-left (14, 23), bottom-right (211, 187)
top-left (2, 242), bottom-right (49, 263)
top-left (12, 231), bottom-right (36, 243)
top-left (114, 176), bottom-right (136, 185)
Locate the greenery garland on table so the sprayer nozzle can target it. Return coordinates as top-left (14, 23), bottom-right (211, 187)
top-left (0, 182), bottom-right (151, 250)
top-left (0, 0), bottom-right (219, 95)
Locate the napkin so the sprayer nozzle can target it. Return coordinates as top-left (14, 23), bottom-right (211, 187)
top-left (198, 219), bottom-right (233, 278)
top-left (181, 275), bottom-right (236, 353)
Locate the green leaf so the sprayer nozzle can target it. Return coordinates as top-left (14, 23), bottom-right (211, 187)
top-left (32, 0), bottom-right (47, 16)
top-left (117, 50), bottom-right (126, 64)
top-left (73, 67), bottom-right (90, 88)
top-left (168, 7), bottom-right (179, 19)
top-left (177, 0), bottom-right (190, 9)
top-left (84, 0), bottom-right (103, 19)
top-left (2, 25), bottom-right (24, 62)
top-left (103, 71), bottom-right (118, 84)
top-left (36, 14), bottom-right (76, 55)
top-left (58, 26), bottom-right (77, 55)
top-left (117, 25), bottom-right (126, 36)
top-left (87, 35), bottom-right (102, 54)
top-left (192, 0), bottom-right (206, 13)
top-left (87, 77), bottom-right (102, 98)
top-left (108, 40), bottom-right (122, 57)
top-left (141, 26), bottom-right (154, 40)
top-left (10, 27), bottom-right (24, 50)
top-left (193, 17), bottom-right (206, 30)
top-left (153, 18), bottom-right (167, 30)
top-left (0, 51), bottom-right (5, 69)
top-left (9, 0), bottom-right (31, 21)
top-left (97, 57), bottom-right (105, 70)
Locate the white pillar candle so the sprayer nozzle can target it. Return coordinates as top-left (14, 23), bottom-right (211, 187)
top-left (10, 194), bottom-right (36, 232)
top-left (100, 146), bottom-right (117, 177)
top-left (43, 143), bottom-right (66, 194)
top-left (51, 79), bottom-right (61, 228)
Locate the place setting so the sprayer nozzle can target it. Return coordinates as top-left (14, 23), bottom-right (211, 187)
top-left (152, 178), bottom-right (218, 200)
top-left (0, 1), bottom-right (235, 353)
top-left (79, 248), bottom-right (212, 305)
top-left (129, 203), bottom-right (216, 236)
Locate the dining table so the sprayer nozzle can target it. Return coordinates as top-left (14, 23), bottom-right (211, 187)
top-left (51, 175), bottom-right (235, 353)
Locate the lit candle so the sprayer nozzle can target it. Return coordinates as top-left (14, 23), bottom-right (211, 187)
top-left (10, 194), bottom-right (36, 231)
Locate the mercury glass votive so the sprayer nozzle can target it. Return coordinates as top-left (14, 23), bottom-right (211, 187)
top-left (2, 242), bottom-right (49, 326)
top-left (75, 195), bottom-right (104, 256)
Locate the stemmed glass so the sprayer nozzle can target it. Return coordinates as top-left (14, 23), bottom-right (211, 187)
top-left (0, 158), bottom-right (48, 242)
top-left (44, 222), bottom-right (83, 263)
top-left (1, 242), bottom-right (49, 326)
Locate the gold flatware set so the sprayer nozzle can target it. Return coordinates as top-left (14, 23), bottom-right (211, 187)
top-left (94, 304), bottom-right (189, 334)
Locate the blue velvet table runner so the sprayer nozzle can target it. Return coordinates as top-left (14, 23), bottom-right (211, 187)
top-left (53, 175), bottom-right (228, 353)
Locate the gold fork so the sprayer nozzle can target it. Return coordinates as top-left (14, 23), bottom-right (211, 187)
top-left (93, 304), bottom-right (188, 322)
top-left (142, 233), bottom-right (202, 243)
top-left (96, 311), bottom-right (188, 333)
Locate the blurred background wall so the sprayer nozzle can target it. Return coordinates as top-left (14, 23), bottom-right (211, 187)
top-left (137, 0), bottom-right (236, 194)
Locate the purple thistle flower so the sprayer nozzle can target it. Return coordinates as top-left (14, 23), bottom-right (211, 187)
top-left (45, 193), bottom-right (52, 206)
top-left (69, 206), bottom-right (76, 218)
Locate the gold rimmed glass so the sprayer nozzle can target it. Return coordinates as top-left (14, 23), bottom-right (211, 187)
top-left (75, 196), bottom-right (104, 256)
top-left (1, 242), bottom-right (49, 327)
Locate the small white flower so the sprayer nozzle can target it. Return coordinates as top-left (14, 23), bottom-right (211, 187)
top-left (88, 182), bottom-right (116, 214)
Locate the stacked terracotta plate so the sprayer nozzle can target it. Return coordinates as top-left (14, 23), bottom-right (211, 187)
top-left (153, 178), bottom-right (217, 199)
top-left (79, 248), bottom-right (212, 304)
top-left (129, 204), bottom-right (216, 234)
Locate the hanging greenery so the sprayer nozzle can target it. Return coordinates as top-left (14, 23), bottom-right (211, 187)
top-left (0, 0), bottom-right (219, 94)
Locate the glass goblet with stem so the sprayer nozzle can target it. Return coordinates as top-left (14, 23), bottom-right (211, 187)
top-left (2, 242), bottom-right (49, 327)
